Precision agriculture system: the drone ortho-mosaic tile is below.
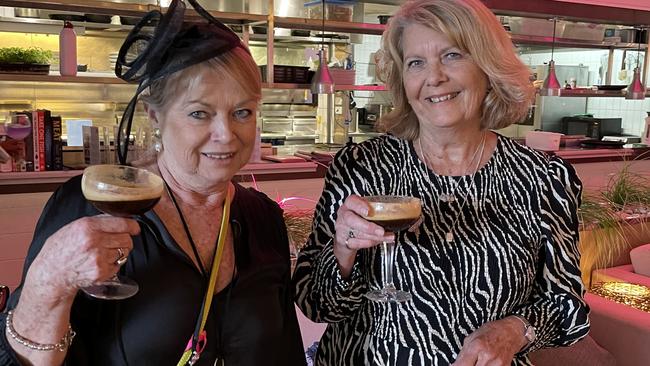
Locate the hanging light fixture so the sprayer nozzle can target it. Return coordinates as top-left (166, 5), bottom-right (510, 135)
top-left (310, 0), bottom-right (334, 94)
top-left (626, 27), bottom-right (646, 100)
top-left (539, 17), bottom-right (562, 97)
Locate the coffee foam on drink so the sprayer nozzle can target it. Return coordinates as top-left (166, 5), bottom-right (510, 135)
top-left (82, 181), bottom-right (163, 202)
top-left (365, 200), bottom-right (422, 220)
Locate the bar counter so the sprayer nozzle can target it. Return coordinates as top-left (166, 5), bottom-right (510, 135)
top-left (0, 161), bottom-right (326, 194)
top-left (0, 144), bottom-right (648, 195)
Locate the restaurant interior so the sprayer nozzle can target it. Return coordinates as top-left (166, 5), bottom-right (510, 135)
top-left (1, 0), bottom-right (650, 365)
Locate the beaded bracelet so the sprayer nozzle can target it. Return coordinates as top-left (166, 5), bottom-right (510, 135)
top-left (5, 310), bottom-right (76, 352)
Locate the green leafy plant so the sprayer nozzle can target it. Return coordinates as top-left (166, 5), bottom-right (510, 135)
top-left (579, 155), bottom-right (650, 288)
top-left (602, 164), bottom-right (650, 213)
top-left (0, 47), bottom-right (52, 64)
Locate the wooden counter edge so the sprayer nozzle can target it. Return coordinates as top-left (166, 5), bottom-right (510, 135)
top-left (0, 161), bottom-right (325, 194)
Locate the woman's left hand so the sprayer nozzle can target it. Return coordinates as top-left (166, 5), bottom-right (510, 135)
top-left (451, 316), bottom-right (528, 366)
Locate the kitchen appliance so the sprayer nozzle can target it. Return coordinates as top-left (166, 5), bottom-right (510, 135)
top-left (562, 116), bottom-right (622, 139)
top-left (259, 89), bottom-right (317, 145)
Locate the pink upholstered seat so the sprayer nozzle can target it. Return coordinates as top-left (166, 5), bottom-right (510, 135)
top-left (528, 335), bottom-right (616, 366)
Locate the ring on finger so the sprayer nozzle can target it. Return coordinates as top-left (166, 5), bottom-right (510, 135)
top-left (347, 230), bottom-right (355, 239)
top-left (344, 237), bottom-right (352, 250)
top-left (115, 248), bottom-right (128, 266)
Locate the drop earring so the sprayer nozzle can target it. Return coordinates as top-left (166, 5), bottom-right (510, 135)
top-left (153, 127), bottom-right (163, 153)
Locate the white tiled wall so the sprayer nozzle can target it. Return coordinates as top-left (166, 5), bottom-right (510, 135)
top-left (586, 98), bottom-right (650, 136)
top-left (352, 15), bottom-right (390, 108)
top-left (522, 49), bottom-right (649, 136)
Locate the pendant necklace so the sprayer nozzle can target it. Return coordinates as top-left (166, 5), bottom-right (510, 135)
top-left (418, 132), bottom-right (487, 243)
top-left (428, 134), bottom-right (485, 203)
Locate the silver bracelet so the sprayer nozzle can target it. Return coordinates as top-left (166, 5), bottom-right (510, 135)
top-left (5, 310), bottom-right (76, 352)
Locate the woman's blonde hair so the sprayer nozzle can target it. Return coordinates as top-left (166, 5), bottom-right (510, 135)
top-left (376, 0), bottom-right (535, 140)
top-left (141, 47), bottom-right (261, 112)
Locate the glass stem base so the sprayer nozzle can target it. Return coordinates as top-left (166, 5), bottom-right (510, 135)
top-left (82, 275), bottom-right (139, 300)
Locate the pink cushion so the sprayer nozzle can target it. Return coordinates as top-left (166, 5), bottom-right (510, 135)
top-left (586, 293), bottom-right (650, 366)
top-left (592, 264), bottom-right (650, 288)
top-left (630, 243), bottom-right (650, 277)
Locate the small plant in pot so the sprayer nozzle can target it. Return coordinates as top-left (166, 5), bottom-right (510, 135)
top-left (0, 47), bottom-right (52, 74)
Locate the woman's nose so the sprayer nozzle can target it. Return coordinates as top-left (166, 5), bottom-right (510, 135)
top-left (210, 117), bottom-right (235, 142)
top-left (425, 62), bottom-right (447, 87)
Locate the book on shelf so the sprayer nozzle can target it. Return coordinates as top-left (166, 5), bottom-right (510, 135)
top-left (16, 109), bottom-right (63, 171)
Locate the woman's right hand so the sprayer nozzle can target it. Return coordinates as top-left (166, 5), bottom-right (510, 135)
top-left (25, 215), bottom-right (140, 301)
top-left (333, 195), bottom-right (393, 277)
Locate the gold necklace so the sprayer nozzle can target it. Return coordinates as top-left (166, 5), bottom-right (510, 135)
top-left (418, 132), bottom-right (486, 202)
top-left (418, 132), bottom-right (487, 242)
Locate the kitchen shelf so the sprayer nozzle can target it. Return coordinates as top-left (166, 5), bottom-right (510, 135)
top-left (9, 74), bottom-right (648, 96)
top-left (274, 16), bottom-right (385, 36)
top-left (0, 72), bottom-right (126, 84)
top-left (548, 89), bottom-right (650, 97)
top-left (0, 0), bottom-right (266, 23)
top-left (512, 34), bottom-right (648, 50)
top-left (0, 75), bottom-right (388, 92)
top-left (261, 83), bottom-right (387, 91)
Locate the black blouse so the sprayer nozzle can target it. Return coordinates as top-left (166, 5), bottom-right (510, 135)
top-left (0, 177), bottom-right (306, 366)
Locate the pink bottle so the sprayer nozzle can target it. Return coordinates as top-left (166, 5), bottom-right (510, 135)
top-left (59, 21), bottom-right (77, 76)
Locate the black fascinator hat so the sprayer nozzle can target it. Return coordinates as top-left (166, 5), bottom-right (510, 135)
top-left (115, 0), bottom-right (248, 165)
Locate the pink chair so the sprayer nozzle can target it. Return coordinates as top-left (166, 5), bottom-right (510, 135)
top-left (528, 334), bottom-right (616, 366)
top-left (585, 292), bottom-right (650, 366)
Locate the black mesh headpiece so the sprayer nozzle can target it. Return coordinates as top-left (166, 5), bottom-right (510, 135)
top-left (115, 0), bottom-right (248, 165)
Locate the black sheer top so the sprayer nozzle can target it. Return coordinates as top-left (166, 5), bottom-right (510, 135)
top-left (0, 176), bottom-right (306, 366)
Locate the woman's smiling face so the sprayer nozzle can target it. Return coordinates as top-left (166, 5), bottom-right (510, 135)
top-left (402, 23), bottom-right (489, 131)
top-left (153, 65), bottom-right (258, 191)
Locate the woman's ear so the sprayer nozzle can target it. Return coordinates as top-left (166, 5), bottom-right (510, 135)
top-left (144, 103), bottom-right (160, 126)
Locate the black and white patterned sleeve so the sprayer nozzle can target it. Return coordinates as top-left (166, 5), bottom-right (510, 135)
top-left (511, 156), bottom-right (590, 352)
top-left (293, 144), bottom-right (371, 323)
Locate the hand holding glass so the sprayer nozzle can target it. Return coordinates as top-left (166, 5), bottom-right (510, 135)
top-left (81, 164), bottom-right (163, 299)
top-left (362, 195), bottom-right (421, 303)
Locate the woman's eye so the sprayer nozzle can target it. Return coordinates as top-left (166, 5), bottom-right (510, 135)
top-left (406, 59), bottom-right (423, 69)
top-left (234, 109), bottom-right (253, 120)
top-left (189, 111), bottom-right (208, 119)
top-left (444, 52), bottom-right (463, 61)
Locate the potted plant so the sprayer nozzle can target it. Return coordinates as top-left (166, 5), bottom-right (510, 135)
top-left (0, 47), bottom-right (52, 75)
top-left (579, 156), bottom-right (650, 287)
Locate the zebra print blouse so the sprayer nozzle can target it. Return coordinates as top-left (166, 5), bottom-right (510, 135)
top-left (293, 133), bottom-right (589, 366)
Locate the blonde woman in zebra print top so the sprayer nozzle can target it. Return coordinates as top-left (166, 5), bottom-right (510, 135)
top-left (294, 0), bottom-right (589, 365)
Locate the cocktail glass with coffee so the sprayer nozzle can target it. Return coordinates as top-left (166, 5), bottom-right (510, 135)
top-left (81, 164), bottom-right (163, 299)
top-left (362, 195), bottom-right (421, 303)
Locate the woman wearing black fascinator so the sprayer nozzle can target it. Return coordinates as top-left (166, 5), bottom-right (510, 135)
top-left (0, 1), bottom-right (306, 365)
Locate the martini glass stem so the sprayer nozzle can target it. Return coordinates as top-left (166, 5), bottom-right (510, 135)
top-left (381, 235), bottom-right (397, 293)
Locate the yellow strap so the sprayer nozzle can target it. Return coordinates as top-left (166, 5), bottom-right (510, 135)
top-left (199, 184), bottom-right (233, 331)
top-left (177, 350), bottom-right (193, 366)
top-left (176, 184), bottom-right (233, 366)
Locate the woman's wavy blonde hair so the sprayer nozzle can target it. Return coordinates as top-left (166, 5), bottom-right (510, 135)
top-left (376, 0), bottom-right (535, 140)
top-left (141, 47), bottom-right (261, 113)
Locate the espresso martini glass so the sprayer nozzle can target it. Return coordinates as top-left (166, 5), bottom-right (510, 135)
top-left (362, 195), bottom-right (421, 303)
top-left (81, 164), bottom-right (163, 299)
